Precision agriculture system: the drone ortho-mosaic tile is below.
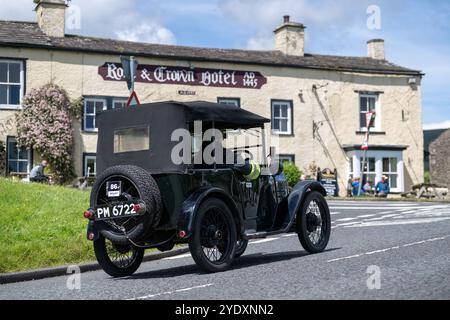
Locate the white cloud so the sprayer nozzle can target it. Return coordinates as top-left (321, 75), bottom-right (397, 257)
top-left (423, 121), bottom-right (450, 130)
top-left (116, 22), bottom-right (176, 45)
top-left (246, 34), bottom-right (273, 50)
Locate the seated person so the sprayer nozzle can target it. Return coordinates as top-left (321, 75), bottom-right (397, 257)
top-left (30, 160), bottom-right (49, 183)
top-left (375, 176), bottom-right (390, 197)
top-left (363, 180), bottom-right (373, 195)
top-left (351, 177), bottom-right (364, 196)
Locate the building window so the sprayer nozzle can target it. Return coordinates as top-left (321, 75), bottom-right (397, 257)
top-left (271, 100), bottom-right (293, 135)
top-left (383, 157), bottom-right (398, 189)
top-left (83, 154), bottom-right (96, 177)
top-left (217, 97), bottom-right (240, 107)
top-left (359, 157), bottom-right (376, 186)
top-left (0, 60), bottom-right (24, 109)
top-left (279, 154), bottom-right (295, 164)
top-left (7, 137), bottom-right (31, 174)
top-left (359, 94), bottom-right (379, 131)
top-left (112, 99), bottom-right (127, 109)
top-left (83, 98), bottom-right (106, 132)
top-left (348, 150), bottom-right (404, 193)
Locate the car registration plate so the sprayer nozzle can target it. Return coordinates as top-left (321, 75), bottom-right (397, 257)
top-left (95, 202), bottom-right (139, 220)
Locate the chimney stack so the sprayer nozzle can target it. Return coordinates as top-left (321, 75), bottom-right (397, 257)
top-left (35, 0), bottom-right (67, 37)
top-left (274, 15), bottom-right (306, 57)
top-left (367, 39), bottom-right (385, 60)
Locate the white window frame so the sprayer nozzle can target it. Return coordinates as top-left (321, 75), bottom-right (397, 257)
top-left (359, 94), bottom-right (381, 132)
top-left (348, 150), bottom-right (404, 193)
top-left (382, 157), bottom-right (399, 190)
top-left (7, 137), bottom-right (31, 174)
top-left (0, 60), bottom-right (25, 110)
top-left (217, 97), bottom-right (240, 107)
top-left (271, 100), bottom-right (292, 135)
top-left (83, 154), bottom-right (96, 177)
top-left (83, 98), bottom-right (107, 132)
top-left (112, 98), bottom-right (127, 109)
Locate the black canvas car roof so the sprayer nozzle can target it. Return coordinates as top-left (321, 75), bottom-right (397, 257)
top-left (102, 100), bottom-right (269, 129)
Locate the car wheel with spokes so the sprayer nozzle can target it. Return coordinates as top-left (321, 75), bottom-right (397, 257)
top-left (296, 191), bottom-right (331, 253)
top-left (94, 235), bottom-right (144, 277)
top-left (189, 198), bottom-right (237, 273)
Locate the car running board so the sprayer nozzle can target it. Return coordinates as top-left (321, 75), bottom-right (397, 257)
top-left (243, 230), bottom-right (293, 240)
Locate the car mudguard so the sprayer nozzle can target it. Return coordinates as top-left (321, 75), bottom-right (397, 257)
top-left (282, 180), bottom-right (327, 230)
top-left (177, 186), bottom-right (244, 239)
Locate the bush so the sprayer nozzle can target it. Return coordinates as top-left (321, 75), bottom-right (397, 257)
top-left (283, 161), bottom-right (302, 188)
top-left (15, 84), bottom-right (80, 184)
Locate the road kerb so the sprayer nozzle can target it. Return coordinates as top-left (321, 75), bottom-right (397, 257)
top-left (0, 246), bottom-right (189, 285)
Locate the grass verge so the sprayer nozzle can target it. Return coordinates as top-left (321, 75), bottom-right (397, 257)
top-left (0, 178), bottom-right (93, 273)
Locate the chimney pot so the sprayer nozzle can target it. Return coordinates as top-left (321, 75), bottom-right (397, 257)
top-left (274, 16), bottom-right (305, 56)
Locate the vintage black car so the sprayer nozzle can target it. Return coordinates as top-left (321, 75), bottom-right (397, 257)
top-left (84, 101), bottom-right (331, 277)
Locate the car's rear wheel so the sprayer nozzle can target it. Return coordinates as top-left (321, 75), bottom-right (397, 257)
top-left (94, 235), bottom-right (144, 277)
top-left (296, 191), bottom-right (331, 253)
top-left (90, 165), bottom-right (162, 246)
top-left (189, 198), bottom-right (237, 273)
top-left (234, 239), bottom-right (248, 258)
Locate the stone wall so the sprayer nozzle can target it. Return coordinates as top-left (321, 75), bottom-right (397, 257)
top-left (429, 128), bottom-right (450, 188)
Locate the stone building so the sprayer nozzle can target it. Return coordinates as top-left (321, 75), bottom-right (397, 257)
top-left (429, 128), bottom-right (450, 188)
top-left (0, 0), bottom-right (424, 195)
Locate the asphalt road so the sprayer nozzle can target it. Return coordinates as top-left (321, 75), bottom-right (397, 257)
top-left (1, 200), bottom-right (449, 300)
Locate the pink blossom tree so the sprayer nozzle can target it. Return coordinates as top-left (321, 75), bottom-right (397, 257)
top-left (16, 83), bottom-right (80, 184)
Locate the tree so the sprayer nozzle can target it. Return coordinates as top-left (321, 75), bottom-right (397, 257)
top-left (16, 83), bottom-right (81, 184)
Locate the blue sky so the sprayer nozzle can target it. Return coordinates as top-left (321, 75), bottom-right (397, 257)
top-left (1, 0), bottom-right (449, 127)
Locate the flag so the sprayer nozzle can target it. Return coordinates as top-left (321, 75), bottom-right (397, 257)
top-left (361, 112), bottom-right (376, 150)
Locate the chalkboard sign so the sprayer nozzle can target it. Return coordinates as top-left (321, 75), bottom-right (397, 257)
top-left (317, 168), bottom-right (338, 197)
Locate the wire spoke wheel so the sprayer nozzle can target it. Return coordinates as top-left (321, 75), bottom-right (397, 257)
top-left (189, 198), bottom-right (237, 273)
top-left (94, 234), bottom-right (144, 277)
top-left (105, 239), bottom-right (139, 269)
top-left (306, 200), bottom-right (324, 245)
top-left (200, 208), bottom-right (231, 264)
top-left (297, 191), bottom-right (331, 254)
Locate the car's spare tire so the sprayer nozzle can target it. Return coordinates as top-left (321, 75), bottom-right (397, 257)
top-left (90, 165), bottom-right (162, 246)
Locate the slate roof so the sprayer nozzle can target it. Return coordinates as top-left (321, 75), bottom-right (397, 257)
top-left (0, 20), bottom-right (422, 76)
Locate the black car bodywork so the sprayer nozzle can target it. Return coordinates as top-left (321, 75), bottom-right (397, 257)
top-left (85, 101), bottom-right (330, 276)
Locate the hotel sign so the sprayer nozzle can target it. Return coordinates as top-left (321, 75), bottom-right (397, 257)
top-left (98, 63), bottom-right (267, 89)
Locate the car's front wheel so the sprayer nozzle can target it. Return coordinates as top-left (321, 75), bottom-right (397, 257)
top-left (94, 235), bottom-right (144, 277)
top-left (189, 198), bottom-right (237, 273)
top-left (296, 191), bottom-right (331, 253)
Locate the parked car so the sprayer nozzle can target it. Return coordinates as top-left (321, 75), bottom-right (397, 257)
top-left (84, 101), bottom-right (331, 277)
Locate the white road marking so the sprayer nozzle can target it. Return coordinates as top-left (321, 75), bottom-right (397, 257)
top-left (329, 206), bottom-right (426, 210)
top-left (330, 212), bottom-right (341, 215)
top-left (345, 217), bottom-right (450, 228)
top-left (335, 217), bottom-right (358, 222)
top-left (327, 235), bottom-right (450, 262)
top-left (357, 214), bottom-right (376, 218)
top-left (128, 283), bottom-right (214, 300)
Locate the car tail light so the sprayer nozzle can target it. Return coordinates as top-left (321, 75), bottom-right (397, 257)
top-left (88, 233), bottom-right (95, 240)
top-left (133, 202), bottom-right (146, 214)
top-left (178, 230), bottom-right (186, 238)
top-left (83, 209), bottom-right (93, 220)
